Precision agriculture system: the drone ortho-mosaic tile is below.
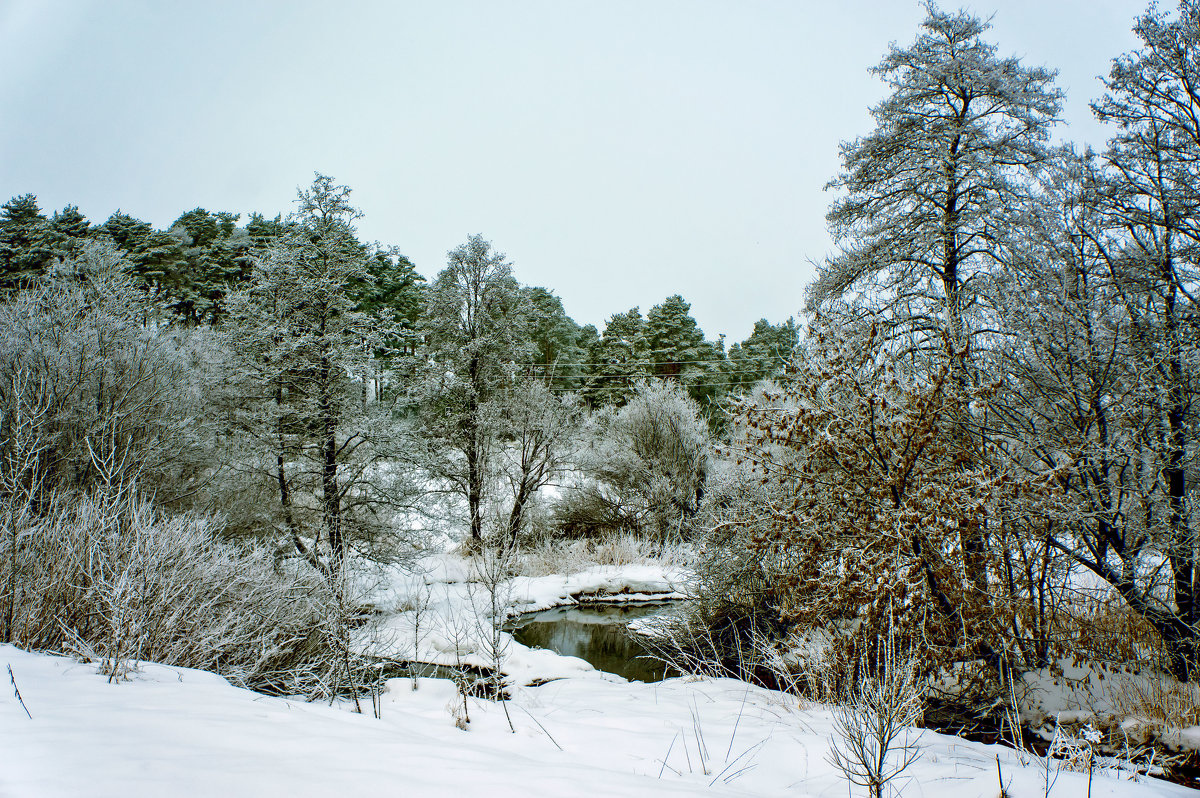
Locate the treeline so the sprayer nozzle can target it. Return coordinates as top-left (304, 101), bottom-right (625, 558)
top-left (0, 172), bottom-right (770, 696)
top-left (0, 191), bottom-right (796, 413)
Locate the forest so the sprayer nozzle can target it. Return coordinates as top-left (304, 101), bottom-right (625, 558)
top-left (3, 2), bottom-right (1200, 797)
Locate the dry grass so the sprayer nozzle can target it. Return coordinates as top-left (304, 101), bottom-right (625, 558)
top-left (518, 534), bottom-right (693, 577)
top-left (1109, 672), bottom-right (1200, 730)
top-left (1065, 592), bottom-right (1171, 671)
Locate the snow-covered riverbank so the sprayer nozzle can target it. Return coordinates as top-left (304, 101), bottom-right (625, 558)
top-left (4, 640), bottom-right (1196, 798)
top-left (2, 557), bottom-right (1197, 797)
top-left (365, 557), bottom-right (688, 685)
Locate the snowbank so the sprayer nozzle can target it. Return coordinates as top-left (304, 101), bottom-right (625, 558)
top-left (2, 644), bottom-right (1195, 798)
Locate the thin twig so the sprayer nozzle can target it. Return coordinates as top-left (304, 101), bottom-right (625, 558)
top-left (517, 705), bottom-right (563, 751)
top-left (8, 664), bottom-right (31, 719)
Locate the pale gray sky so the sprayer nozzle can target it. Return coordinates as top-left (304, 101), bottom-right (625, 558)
top-left (0, 0), bottom-right (1143, 341)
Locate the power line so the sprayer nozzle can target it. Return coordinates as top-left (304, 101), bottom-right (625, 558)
top-left (522, 354), bottom-right (792, 368)
top-left (528, 368), bottom-right (785, 379)
top-left (543, 378), bottom-right (782, 391)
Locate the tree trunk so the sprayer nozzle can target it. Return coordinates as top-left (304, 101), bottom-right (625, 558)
top-left (319, 353), bottom-right (343, 572)
top-left (1164, 273), bottom-right (1195, 680)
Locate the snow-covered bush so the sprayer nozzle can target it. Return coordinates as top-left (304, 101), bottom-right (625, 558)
top-left (556, 380), bottom-right (710, 540)
top-left (0, 487), bottom-right (359, 695)
top-left (649, 457), bottom-right (797, 678)
top-left (0, 241), bottom-right (217, 509)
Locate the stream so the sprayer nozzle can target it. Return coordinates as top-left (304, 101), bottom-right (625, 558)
top-left (506, 601), bottom-right (681, 683)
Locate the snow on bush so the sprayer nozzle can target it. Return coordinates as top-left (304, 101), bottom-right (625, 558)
top-left (1, 487), bottom-right (338, 693)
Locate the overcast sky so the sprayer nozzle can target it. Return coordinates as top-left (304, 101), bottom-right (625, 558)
top-left (0, 0), bottom-right (1145, 341)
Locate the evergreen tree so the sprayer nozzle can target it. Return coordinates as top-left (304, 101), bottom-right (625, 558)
top-left (224, 175), bottom-right (384, 578)
top-left (99, 211), bottom-right (153, 250)
top-left (523, 286), bottom-right (584, 388)
top-left (245, 212), bottom-right (288, 250)
top-left (169, 208), bottom-right (253, 324)
top-left (583, 307), bottom-right (650, 407)
top-left (725, 317), bottom-right (798, 391)
top-left (646, 295), bottom-right (707, 381)
top-left (350, 249), bottom-right (425, 356)
top-left (0, 194), bottom-right (53, 290)
top-left (48, 205), bottom-right (91, 263)
top-left (812, 3), bottom-right (1061, 391)
top-left (645, 294), bottom-right (724, 409)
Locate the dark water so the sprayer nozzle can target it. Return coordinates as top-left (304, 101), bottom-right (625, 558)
top-left (507, 602), bottom-right (681, 683)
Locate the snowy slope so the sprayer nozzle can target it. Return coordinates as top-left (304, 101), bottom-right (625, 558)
top-left (3, 643), bottom-right (1198, 798)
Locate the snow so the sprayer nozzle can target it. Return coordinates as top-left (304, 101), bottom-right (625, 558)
top-left (1017, 660), bottom-right (1200, 757)
top-left (365, 558), bottom-right (687, 683)
top-left (2, 557), bottom-right (1197, 797)
top-left (3, 644), bottom-right (1197, 797)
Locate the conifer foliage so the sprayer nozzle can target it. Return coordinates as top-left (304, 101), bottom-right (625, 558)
top-left (224, 175), bottom-right (384, 578)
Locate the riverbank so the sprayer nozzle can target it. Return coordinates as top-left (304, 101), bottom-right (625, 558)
top-left (4, 640), bottom-right (1197, 797)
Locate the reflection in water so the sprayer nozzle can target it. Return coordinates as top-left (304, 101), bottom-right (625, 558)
top-left (507, 602), bottom-right (681, 683)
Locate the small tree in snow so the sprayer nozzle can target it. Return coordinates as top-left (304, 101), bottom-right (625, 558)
top-left (828, 633), bottom-right (926, 798)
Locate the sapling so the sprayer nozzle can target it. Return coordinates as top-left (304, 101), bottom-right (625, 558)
top-left (468, 540), bottom-right (517, 732)
top-left (827, 634), bottom-right (925, 798)
top-left (406, 575), bottom-right (434, 690)
top-left (439, 586), bottom-right (473, 730)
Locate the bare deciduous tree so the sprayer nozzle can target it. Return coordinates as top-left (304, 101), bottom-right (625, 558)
top-left (828, 634), bottom-right (926, 798)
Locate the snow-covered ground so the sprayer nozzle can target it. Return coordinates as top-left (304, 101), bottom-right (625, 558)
top-left (364, 557), bottom-right (689, 685)
top-left (2, 557), bottom-right (1197, 797)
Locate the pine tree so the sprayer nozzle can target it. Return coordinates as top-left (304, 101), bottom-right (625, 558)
top-left (811, 2), bottom-right (1061, 602)
top-left (645, 294), bottom-right (723, 410)
top-left (224, 175), bottom-right (381, 577)
top-left (813, 2), bottom-right (1061, 391)
top-left (350, 249), bottom-right (425, 359)
top-left (48, 205), bottom-right (91, 263)
top-left (169, 208), bottom-right (253, 324)
top-left (0, 195), bottom-right (53, 290)
top-left (725, 317), bottom-right (798, 391)
top-left (523, 286), bottom-right (584, 388)
top-left (584, 307), bottom-right (651, 407)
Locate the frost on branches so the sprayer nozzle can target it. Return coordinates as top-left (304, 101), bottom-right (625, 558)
top-left (720, 320), bottom-right (1014, 689)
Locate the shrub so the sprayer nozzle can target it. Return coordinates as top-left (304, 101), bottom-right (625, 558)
top-left (556, 380), bottom-right (710, 540)
top-left (1, 487), bottom-right (358, 696)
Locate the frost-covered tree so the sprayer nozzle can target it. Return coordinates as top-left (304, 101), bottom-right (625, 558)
top-left (1085, 0), bottom-right (1200, 679)
top-left (496, 380), bottom-right (580, 545)
top-left (224, 175), bottom-right (401, 578)
top-left (0, 240), bottom-right (212, 505)
top-left (985, 151), bottom-right (1142, 669)
top-left (811, 3), bottom-right (1061, 600)
top-left (418, 234), bottom-right (532, 543)
top-left (812, 2), bottom-right (1061, 390)
top-left (717, 320), bottom-right (1006, 679)
top-left (559, 380), bottom-right (709, 540)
